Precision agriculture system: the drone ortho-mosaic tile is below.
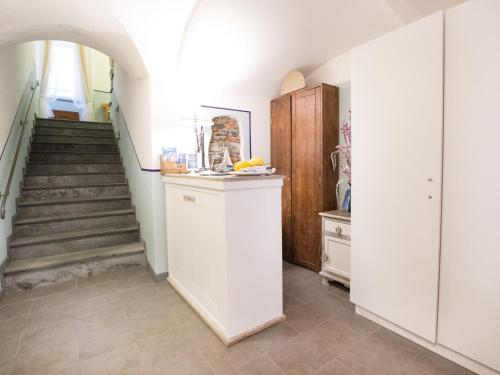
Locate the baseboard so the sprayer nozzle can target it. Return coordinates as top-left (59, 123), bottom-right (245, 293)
top-left (146, 259), bottom-right (168, 281)
top-left (0, 257), bottom-right (8, 300)
top-left (355, 306), bottom-right (499, 375)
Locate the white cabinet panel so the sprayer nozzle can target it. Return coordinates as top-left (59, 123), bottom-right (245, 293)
top-left (439, 0), bottom-right (500, 371)
top-left (351, 12), bottom-right (444, 341)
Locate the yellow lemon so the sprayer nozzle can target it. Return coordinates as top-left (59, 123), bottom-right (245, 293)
top-left (234, 160), bottom-right (251, 171)
top-left (248, 156), bottom-right (265, 167)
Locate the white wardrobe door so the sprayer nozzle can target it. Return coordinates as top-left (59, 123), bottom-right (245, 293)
top-left (439, 0), bottom-right (500, 371)
top-left (351, 12), bottom-right (443, 342)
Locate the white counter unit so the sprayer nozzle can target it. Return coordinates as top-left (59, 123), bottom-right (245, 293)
top-left (163, 174), bottom-right (285, 346)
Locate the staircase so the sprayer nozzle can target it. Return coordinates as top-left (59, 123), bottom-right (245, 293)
top-left (3, 118), bottom-right (146, 290)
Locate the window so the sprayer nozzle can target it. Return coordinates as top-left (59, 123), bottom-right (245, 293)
top-left (47, 41), bottom-right (77, 99)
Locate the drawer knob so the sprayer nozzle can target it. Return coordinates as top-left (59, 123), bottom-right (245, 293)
top-left (335, 226), bottom-right (342, 235)
top-left (183, 195), bottom-right (196, 203)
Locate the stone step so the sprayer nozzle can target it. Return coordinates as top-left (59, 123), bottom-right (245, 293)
top-left (17, 195), bottom-right (132, 218)
top-left (30, 143), bottom-right (118, 153)
top-left (27, 163), bottom-right (124, 175)
top-left (9, 226), bottom-right (140, 260)
top-left (34, 125), bottom-right (115, 137)
top-left (23, 173), bottom-right (126, 187)
top-left (36, 118), bottom-right (113, 130)
top-left (29, 151), bottom-right (121, 163)
top-left (4, 242), bottom-right (146, 291)
top-left (21, 183), bottom-right (129, 201)
top-left (33, 134), bottom-right (116, 145)
top-left (13, 209), bottom-right (136, 236)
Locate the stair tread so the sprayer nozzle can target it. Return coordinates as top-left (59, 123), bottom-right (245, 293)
top-left (10, 225), bottom-right (139, 247)
top-left (28, 161), bottom-right (122, 165)
top-left (18, 195), bottom-right (131, 207)
top-left (35, 124), bottom-right (113, 131)
top-left (5, 242), bottom-right (145, 275)
top-left (30, 151), bottom-right (119, 155)
top-left (34, 133), bottom-right (115, 139)
top-left (37, 118), bottom-right (112, 126)
top-left (26, 172), bottom-right (125, 176)
top-left (22, 183), bottom-right (128, 191)
top-left (15, 209), bottom-right (135, 226)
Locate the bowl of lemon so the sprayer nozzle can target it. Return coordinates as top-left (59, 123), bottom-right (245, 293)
top-left (230, 157), bottom-right (276, 176)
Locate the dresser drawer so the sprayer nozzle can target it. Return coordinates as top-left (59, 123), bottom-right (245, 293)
top-left (324, 218), bottom-right (351, 238)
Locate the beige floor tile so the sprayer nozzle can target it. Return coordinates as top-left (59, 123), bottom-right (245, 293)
top-left (285, 304), bottom-right (326, 333)
top-left (19, 318), bottom-right (76, 354)
top-left (137, 321), bottom-right (219, 367)
top-left (78, 318), bottom-right (135, 361)
top-left (412, 349), bottom-right (475, 375)
top-left (172, 304), bottom-right (202, 326)
top-left (310, 318), bottom-right (363, 355)
top-left (267, 332), bottom-right (340, 375)
top-left (113, 269), bottom-right (155, 291)
top-left (79, 345), bottom-right (143, 375)
top-left (127, 305), bottom-right (181, 340)
top-left (0, 358), bottom-right (17, 375)
top-left (0, 333), bottom-right (22, 363)
top-left (148, 351), bottom-right (214, 375)
top-left (0, 300), bottom-right (33, 321)
top-left (0, 317), bottom-right (27, 338)
top-left (31, 281), bottom-right (116, 313)
top-left (399, 363), bottom-right (433, 375)
top-left (13, 338), bottom-right (78, 375)
top-left (315, 359), bottom-right (358, 375)
top-left (76, 305), bottom-right (127, 334)
top-left (0, 280), bottom-right (76, 306)
top-left (243, 322), bottom-right (299, 354)
top-left (198, 339), bottom-right (261, 374)
top-left (76, 292), bottom-right (125, 318)
top-left (238, 354), bottom-right (285, 375)
top-left (337, 328), bottom-right (423, 375)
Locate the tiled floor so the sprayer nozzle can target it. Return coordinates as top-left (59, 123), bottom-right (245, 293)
top-left (0, 263), bottom-right (475, 375)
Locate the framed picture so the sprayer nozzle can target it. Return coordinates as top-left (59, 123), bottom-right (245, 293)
top-left (201, 105), bottom-right (252, 168)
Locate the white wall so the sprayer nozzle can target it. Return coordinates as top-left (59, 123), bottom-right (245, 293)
top-left (0, 42), bottom-right (41, 290)
top-left (90, 49), bottom-right (111, 92)
top-left (306, 52), bottom-right (352, 207)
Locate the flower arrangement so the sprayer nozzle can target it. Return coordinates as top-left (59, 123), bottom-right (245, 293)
top-left (331, 110), bottom-right (351, 184)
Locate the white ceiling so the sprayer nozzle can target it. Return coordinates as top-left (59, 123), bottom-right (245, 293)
top-left (179, 0), bottom-right (465, 97)
top-left (0, 0), bottom-right (465, 96)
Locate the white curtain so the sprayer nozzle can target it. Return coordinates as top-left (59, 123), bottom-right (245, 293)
top-left (39, 41), bottom-right (94, 121)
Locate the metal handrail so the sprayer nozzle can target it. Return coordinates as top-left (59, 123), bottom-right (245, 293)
top-left (0, 80), bottom-right (39, 219)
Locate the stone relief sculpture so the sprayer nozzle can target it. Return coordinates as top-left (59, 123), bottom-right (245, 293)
top-left (208, 115), bottom-right (241, 168)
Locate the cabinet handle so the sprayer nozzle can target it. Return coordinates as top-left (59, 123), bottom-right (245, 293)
top-left (335, 226), bottom-right (342, 235)
top-left (183, 195), bottom-right (196, 203)
top-left (323, 251), bottom-right (329, 263)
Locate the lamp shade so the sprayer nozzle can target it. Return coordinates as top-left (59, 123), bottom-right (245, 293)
top-left (176, 106), bottom-right (212, 127)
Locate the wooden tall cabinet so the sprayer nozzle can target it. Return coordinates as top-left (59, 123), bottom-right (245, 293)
top-left (271, 84), bottom-right (339, 272)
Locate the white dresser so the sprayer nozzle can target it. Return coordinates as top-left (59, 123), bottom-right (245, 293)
top-left (319, 210), bottom-right (351, 287)
top-left (163, 174), bottom-right (285, 346)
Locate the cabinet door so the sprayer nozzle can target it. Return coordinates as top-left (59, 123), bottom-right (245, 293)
top-left (439, 1), bottom-right (500, 371)
top-left (351, 12), bottom-right (444, 341)
top-left (291, 88), bottom-right (322, 271)
top-left (323, 235), bottom-right (350, 279)
top-left (271, 96), bottom-right (292, 262)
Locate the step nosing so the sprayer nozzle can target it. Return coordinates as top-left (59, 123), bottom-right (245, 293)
top-left (18, 195), bottom-right (131, 207)
top-left (34, 134), bottom-right (115, 139)
top-left (15, 209), bottom-right (135, 225)
top-left (26, 172), bottom-right (125, 176)
top-left (22, 183), bottom-right (128, 190)
top-left (5, 243), bottom-right (145, 274)
top-left (30, 151), bottom-right (120, 155)
top-left (28, 162), bottom-right (122, 165)
top-left (10, 226), bottom-right (140, 247)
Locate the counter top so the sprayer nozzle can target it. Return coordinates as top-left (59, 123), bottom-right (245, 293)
top-left (163, 173), bottom-right (284, 191)
top-left (163, 173), bottom-right (284, 182)
top-left (319, 209), bottom-right (351, 221)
